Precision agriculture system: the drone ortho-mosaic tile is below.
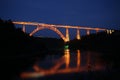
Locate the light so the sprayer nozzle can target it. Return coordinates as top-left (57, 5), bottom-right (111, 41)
top-left (64, 45), bottom-right (69, 50)
top-left (106, 29), bottom-right (114, 34)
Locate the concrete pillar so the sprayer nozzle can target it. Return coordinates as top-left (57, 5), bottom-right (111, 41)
top-left (22, 25), bottom-right (25, 33)
top-left (76, 29), bottom-right (81, 40)
top-left (65, 27), bottom-right (70, 42)
top-left (87, 29), bottom-right (90, 35)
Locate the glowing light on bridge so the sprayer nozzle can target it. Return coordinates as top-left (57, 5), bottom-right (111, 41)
top-left (87, 29), bottom-right (90, 35)
top-left (13, 21), bottom-right (107, 42)
top-left (65, 27), bottom-right (70, 42)
top-left (22, 25), bottom-right (25, 33)
top-left (107, 29), bottom-right (114, 34)
top-left (76, 29), bottom-right (80, 40)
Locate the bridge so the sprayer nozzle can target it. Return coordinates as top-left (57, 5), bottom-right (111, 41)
top-left (13, 21), bottom-right (109, 42)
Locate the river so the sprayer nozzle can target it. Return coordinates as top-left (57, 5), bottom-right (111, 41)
top-left (16, 48), bottom-right (114, 80)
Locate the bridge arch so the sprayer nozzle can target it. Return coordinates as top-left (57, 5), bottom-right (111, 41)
top-left (29, 25), bottom-right (66, 41)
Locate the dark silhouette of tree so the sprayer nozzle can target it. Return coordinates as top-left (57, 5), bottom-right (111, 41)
top-left (0, 19), bottom-right (48, 80)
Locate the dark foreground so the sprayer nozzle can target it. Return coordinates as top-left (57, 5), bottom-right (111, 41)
top-left (20, 70), bottom-right (119, 80)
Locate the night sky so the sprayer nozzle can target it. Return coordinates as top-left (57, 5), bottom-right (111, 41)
top-left (0, 0), bottom-right (120, 39)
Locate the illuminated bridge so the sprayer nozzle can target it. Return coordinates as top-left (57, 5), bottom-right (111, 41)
top-left (13, 21), bottom-right (109, 42)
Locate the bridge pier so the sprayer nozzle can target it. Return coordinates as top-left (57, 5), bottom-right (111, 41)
top-left (22, 25), bottom-right (25, 33)
top-left (76, 29), bottom-right (81, 40)
top-left (65, 27), bottom-right (70, 42)
top-left (86, 29), bottom-right (90, 35)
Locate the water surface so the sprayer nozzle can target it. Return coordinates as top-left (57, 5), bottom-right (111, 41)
top-left (19, 49), bottom-right (107, 80)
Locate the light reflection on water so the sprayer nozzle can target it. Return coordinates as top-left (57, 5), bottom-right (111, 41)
top-left (20, 49), bottom-right (106, 79)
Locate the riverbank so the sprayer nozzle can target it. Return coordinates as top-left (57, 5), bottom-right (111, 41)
top-left (0, 19), bottom-right (42, 79)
